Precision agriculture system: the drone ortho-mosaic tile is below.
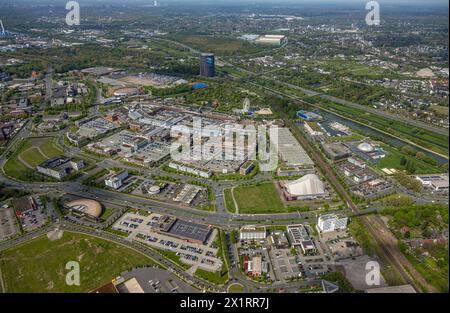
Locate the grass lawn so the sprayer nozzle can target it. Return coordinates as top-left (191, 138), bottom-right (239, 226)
top-left (0, 232), bottom-right (157, 292)
top-left (377, 146), bottom-right (441, 174)
top-left (21, 148), bottom-right (46, 166)
top-left (195, 267), bottom-right (229, 286)
top-left (430, 105), bottom-right (449, 117)
top-left (224, 189), bottom-right (236, 213)
top-left (3, 137), bottom-right (63, 181)
top-left (232, 182), bottom-right (286, 214)
top-left (174, 35), bottom-right (264, 55)
top-left (100, 208), bottom-right (115, 222)
top-left (227, 283), bottom-right (244, 293)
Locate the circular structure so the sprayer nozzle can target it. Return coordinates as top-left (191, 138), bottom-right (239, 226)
top-left (65, 199), bottom-right (103, 219)
top-left (357, 142), bottom-right (375, 153)
top-left (113, 87), bottom-right (139, 97)
top-left (227, 283), bottom-right (245, 293)
top-left (147, 185), bottom-right (161, 195)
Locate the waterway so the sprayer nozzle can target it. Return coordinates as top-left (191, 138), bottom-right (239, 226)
top-left (313, 108), bottom-right (449, 165)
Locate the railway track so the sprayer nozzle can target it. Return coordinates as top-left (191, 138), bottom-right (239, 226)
top-left (287, 120), bottom-right (436, 293)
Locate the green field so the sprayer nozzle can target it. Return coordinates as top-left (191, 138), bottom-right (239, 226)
top-left (99, 208), bottom-right (115, 222)
top-left (430, 105), bottom-right (449, 117)
top-left (173, 35), bottom-right (265, 56)
top-left (377, 146), bottom-right (442, 174)
top-left (224, 189), bottom-right (237, 213)
top-left (227, 283), bottom-right (244, 293)
top-left (3, 137), bottom-right (63, 181)
top-left (317, 99), bottom-right (449, 156)
top-left (0, 232), bottom-right (157, 292)
top-left (195, 267), bottom-right (229, 286)
top-left (232, 182), bottom-right (286, 214)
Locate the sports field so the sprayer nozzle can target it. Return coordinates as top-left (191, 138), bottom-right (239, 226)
top-left (3, 137), bottom-right (63, 181)
top-left (0, 232), bottom-right (157, 293)
top-left (231, 182), bottom-right (286, 214)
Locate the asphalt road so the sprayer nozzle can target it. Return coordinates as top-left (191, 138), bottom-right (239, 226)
top-left (156, 37), bottom-right (449, 139)
top-left (1, 38), bottom-right (444, 292)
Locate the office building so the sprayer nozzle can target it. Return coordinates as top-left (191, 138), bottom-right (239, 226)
top-left (200, 53), bottom-right (215, 77)
top-left (36, 157), bottom-right (84, 180)
top-left (317, 214), bottom-right (349, 233)
top-left (105, 170), bottom-right (129, 189)
top-left (415, 174), bottom-right (449, 192)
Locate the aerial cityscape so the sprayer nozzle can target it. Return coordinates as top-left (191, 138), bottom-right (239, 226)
top-left (0, 0), bottom-right (448, 300)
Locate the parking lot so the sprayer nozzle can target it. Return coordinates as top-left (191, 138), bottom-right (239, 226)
top-left (269, 248), bottom-right (302, 281)
top-left (119, 267), bottom-right (197, 293)
top-left (338, 255), bottom-right (388, 291)
top-left (19, 197), bottom-right (48, 232)
top-left (0, 206), bottom-right (19, 240)
top-left (112, 212), bottom-right (223, 272)
top-left (132, 180), bottom-right (209, 208)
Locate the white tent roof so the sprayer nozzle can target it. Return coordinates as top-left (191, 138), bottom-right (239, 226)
top-left (286, 174), bottom-right (326, 196)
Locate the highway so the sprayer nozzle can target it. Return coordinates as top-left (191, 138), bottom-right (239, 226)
top-left (1, 118), bottom-right (435, 293)
top-left (0, 217), bottom-right (320, 293)
top-left (0, 37), bottom-right (444, 293)
top-left (156, 36), bottom-right (449, 139)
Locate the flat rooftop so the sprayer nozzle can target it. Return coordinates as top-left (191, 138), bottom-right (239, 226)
top-left (38, 156), bottom-right (70, 169)
top-left (276, 128), bottom-right (314, 167)
top-left (167, 219), bottom-right (212, 244)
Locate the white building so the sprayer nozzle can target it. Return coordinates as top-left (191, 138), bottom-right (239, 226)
top-left (256, 35), bottom-right (287, 45)
top-left (70, 159), bottom-right (85, 171)
top-left (240, 225), bottom-right (266, 241)
top-left (105, 170), bottom-right (129, 189)
top-left (304, 122), bottom-right (324, 137)
top-left (317, 214), bottom-right (349, 233)
top-left (168, 162), bottom-right (212, 178)
top-left (285, 174), bottom-right (327, 200)
top-left (415, 174), bottom-right (449, 191)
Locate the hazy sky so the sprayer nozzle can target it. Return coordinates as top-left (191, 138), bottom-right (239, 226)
top-left (5, 0), bottom-right (448, 3)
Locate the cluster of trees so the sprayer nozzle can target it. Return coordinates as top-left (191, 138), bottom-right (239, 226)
top-left (147, 84), bottom-right (191, 97)
top-left (321, 271), bottom-right (355, 293)
top-left (184, 81), bottom-right (264, 113)
top-left (0, 183), bottom-right (29, 201)
top-left (4, 43), bottom-right (199, 81)
top-left (399, 156), bottom-right (418, 174)
top-left (383, 204), bottom-right (449, 239)
top-left (266, 94), bottom-right (300, 118)
top-left (401, 145), bottom-right (439, 167)
top-left (394, 171), bottom-right (422, 192)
